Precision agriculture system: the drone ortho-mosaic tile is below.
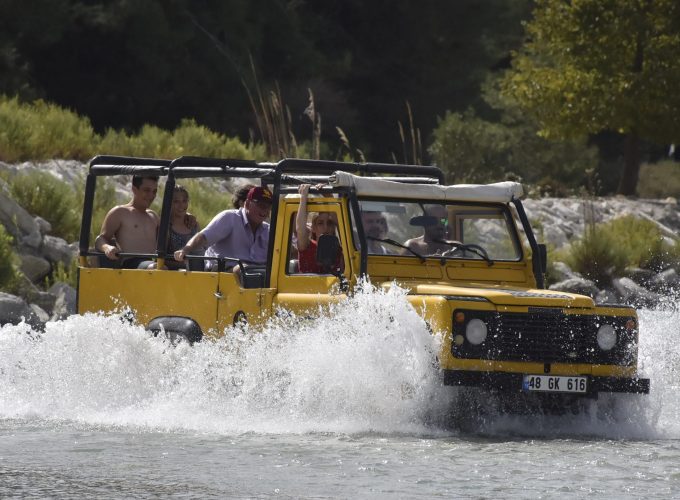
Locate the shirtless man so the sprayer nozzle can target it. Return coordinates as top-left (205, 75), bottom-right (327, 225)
top-left (94, 175), bottom-right (160, 269)
top-left (404, 204), bottom-right (452, 255)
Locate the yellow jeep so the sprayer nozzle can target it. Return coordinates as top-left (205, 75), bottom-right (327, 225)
top-left (77, 155), bottom-right (649, 406)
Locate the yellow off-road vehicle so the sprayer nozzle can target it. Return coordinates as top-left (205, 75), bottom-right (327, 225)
top-left (77, 155), bottom-right (649, 409)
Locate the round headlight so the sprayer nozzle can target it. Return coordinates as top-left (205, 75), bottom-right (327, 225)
top-left (465, 318), bottom-right (488, 345)
top-left (597, 324), bottom-right (617, 350)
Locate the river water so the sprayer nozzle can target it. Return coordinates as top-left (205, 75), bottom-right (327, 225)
top-left (1, 285), bottom-right (679, 499)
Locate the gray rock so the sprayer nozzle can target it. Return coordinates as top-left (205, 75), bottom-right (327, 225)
top-left (49, 282), bottom-right (77, 320)
top-left (34, 216), bottom-right (52, 235)
top-left (42, 235), bottom-right (77, 266)
top-left (549, 277), bottom-right (600, 298)
top-left (624, 267), bottom-right (656, 287)
top-left (550, 261), bottom-right (583, 281)
top-left (19, 253), bottom-right (51, 283)
top-left (0, 182), bottom-right (40, 238)
top-left (29, 303), bottom-right (50, 323)
top-left (595, 288), bottom-right (620, 305)
top-left (0, 292), bottom-right (41, 327)
top-left (650, 268), bottom-right (680, 291)
top-left (612, 277), bottom-right (664, 308)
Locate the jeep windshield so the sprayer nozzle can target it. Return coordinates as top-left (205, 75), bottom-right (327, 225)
top-left (354, 200), bottom-right (523, 262)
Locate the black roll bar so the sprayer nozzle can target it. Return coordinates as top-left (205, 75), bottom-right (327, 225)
top-left (512, 198), bottom-right (545, 289)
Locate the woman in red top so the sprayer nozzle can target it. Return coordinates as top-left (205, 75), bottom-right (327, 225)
top-left (295, 184), bottom-right (343, 273)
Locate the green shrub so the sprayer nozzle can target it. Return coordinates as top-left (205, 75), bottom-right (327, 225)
top-left (98, 119), bottom-right (258, 160)
top-left (1, 95), bottom-right (262, 163)
top-left (429, 109), bottom-right (598, 189)
top-left (10, 171), bottom-right (81, 242)
top-left (565, 224), bottom-right (627, 287)
top-left (600, 216), bottom-right (680, 272)
top-left (0, 96), bottom-right (96, 162)
top-left (0, 224), bottom-right (19, 292)
top-left (564, 215), bottom-right (680, 286)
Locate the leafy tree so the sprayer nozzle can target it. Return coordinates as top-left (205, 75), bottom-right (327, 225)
top-left (501, 0), bottom-right (680, 195)
top-left (430, 106), bottom-right (598, 191)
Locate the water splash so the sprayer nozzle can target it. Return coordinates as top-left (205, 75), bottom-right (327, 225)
top-left (0, 283), bottom-right (446, 435)
top-left (0, 284), bottom-right (678, 438)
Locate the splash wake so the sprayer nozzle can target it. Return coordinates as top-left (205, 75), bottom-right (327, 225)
top-left (0, 284), bottom-right (677, 438)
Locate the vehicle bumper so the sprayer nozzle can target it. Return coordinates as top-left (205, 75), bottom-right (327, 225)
top-left (443, 370), bottom-right (650, 395)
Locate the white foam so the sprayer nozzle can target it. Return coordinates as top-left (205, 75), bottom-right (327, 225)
top-left (1, 284), bottom-right (677, 438)
top-left (0, 282), bottom-right (447, 435)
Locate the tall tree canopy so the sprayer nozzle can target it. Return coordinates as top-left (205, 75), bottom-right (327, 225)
top-left (501, 0), bottom-right (680, 194)
top-left (0, 0), bottom-right (529, 162)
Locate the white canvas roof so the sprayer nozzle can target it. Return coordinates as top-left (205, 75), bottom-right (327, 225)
top-left (330, 171), bottom-right (524, 203)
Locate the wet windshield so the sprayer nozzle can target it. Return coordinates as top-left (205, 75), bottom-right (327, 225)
top-left (354, 199), bottom-right (522, 261)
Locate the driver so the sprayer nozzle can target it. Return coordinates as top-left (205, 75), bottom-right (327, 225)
top-left (404, 204), bottom-right (453, 255)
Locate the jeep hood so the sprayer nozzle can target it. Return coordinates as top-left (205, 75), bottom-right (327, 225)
top-left (381, 282), bottom-right (595, 308)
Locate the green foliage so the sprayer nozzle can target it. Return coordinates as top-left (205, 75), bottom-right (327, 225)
top-left (9, 170), bottom-right (81, 242)
top-left (430, 108), bottom-right (598, 189)
top-left (0, 95), bottom-right (261, 163)
top-left (501, 0), bottom-right (680, 144)
top-left (565, 225), bottom-right (627, 288)
top-left (600, 216), bottom-right (680, 272)
top-left (0, 96), bottom-right (96, 162)
top-left (501, 0), bottom-right (680, 194)
top-left (47, 259), bottom-right (78, 289)
top-left (0, 224), bottom-right (19, 292)
top-left (0, 1), bottom-right (532, 164)
top-left (638, 161), bottom-right (680, 199)
top-left (99, 120), bottom-right (256, 160)
top-left (565, 215), bottom-right (680, 286)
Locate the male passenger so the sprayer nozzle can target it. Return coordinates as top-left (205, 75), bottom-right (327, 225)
top-left (404, 204), bottom-right (452, 255)
top-left (174, 186), bottom-right (273, 270)
top-left (361, 211), bottom-right (391, 254)
top-left (95, 175), bottom-right (160, 269)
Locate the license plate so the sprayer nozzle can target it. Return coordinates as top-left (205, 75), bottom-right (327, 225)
top-left (522, 375), bottom-right (587, 394)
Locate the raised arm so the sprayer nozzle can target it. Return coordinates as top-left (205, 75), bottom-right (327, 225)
top-left (296, 184), bottom-right (312, 251)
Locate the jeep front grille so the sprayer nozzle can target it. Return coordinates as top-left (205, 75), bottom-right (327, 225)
top-left (451, 309), bottom-right (637, 365)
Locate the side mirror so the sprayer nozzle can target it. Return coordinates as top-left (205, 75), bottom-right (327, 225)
top-left (316, 234), bottom-right (340, 273)
top-left (537, 243), bottom-right (547, 273)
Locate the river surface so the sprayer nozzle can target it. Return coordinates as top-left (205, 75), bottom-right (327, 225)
top-left (1, 286), bottom-right (679, 499)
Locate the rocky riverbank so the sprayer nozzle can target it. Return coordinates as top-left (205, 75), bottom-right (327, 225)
top-left (0, 160), bottom-right (678, 328)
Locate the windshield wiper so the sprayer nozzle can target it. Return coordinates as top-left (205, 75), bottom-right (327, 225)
top-left (434, 239), bottom-right (495, 266)
top-left (366, 236), bottom-right (426, 263)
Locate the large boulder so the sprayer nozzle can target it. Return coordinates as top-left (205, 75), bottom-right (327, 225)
top-left (42, 235), bottom-right (77, 267)
top-left (650, 268), bottom-right (680, 292)
top-left (19, 253), bottom-right (51, 283)
top-left (0, 182), bottom-right (42, 248)
top-left (612, 277), bottom-right (664, 308)
top-left (550, 261), bottom-right (583, 282)
top-left (549, 277), bottom-right (600, 298)
top-left (0, 292), bottom-right (42, 328)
